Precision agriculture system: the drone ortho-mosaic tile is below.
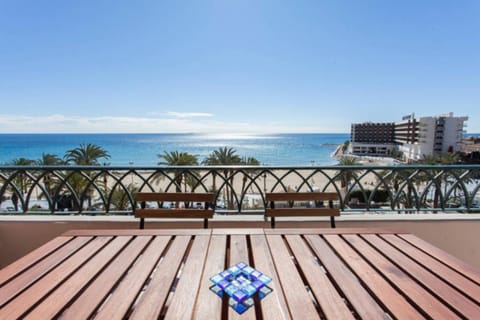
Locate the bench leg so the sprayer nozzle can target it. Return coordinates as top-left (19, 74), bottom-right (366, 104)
top-left (330, 216), bottom-right (336, 228)
top-left (203, 219), bottom-right (208, 229)
top-left (271, 217), bottom-right (275, 228)
top-left (140, 218), bottom-right (144, 229)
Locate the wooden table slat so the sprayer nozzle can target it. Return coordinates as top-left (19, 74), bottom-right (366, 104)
top-left (0, 236), bottom-right (73, 286)
top-left (399, 234), bottom-right (480, 285)
top-left (381, 234), bottom-right (480, 303)
top-left (164, 236), bottom-right (211, 320)
top-left (285, 235), bottom-right (355, 320)
top-left (192, 235), bottom-right (227, 320)
top-left (59, 236), bottom-right (152, 319)
top-left (320, 234), bottom-right (423, 320)
top-left (25, 236), bottom-right (133, 319)
top-left (93, 235), bottom-right (170, 320)
top-left (305, 235), bottom-right (385, 320)
top-left (266, 234), bottom-right (321, 320)
top-left (129, 236), bottom-right (191, 320)
top-left (229, 235), bottom-right (256, 320)
top-left (0, 236), bottom-right (92, 308)
top-left (250, 235), bottom-right (291, 320)
top-left (0, 236), bottom-right (112, 320)
top-left (305, 235), bottom-right (387, 319)
top-left (341, 234), bottom-right (461, 320)
top-left (362, 234), bottom-right (480, 319)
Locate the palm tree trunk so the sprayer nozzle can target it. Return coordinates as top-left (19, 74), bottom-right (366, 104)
top-left (223, 170), bottom-right (234, 210)
top-left (433, 188), bottom-right (439, 212)
top-left (241, 175), bottom-right (247, 195)
top-left (229, 175), bottom-right (235, 210)
top-left (12, 193), bottom-right (18, 211)
top-left (407, 184), bottom-right (412, 211)
top-left (175, 175), bottom-right (183, 193)
top-left (212, 171), bottom-right (217, 192)
top-left (394, 180), bottom-right (400, 210)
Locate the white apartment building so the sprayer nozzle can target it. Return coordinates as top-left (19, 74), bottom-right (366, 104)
top-left (350, 112), bottom-right (468, 162)
top-left (399, 113), bottom-right (467, 161)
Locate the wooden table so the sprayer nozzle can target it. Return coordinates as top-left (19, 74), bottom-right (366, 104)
top-left (1, 228), bottom-right (479, 319)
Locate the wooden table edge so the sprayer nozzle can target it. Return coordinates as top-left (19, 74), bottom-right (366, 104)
top-left (61, 229), bottom-right (213, 236)
top-left (61, 228), bottom-right (407, 237)
top-left (264, 228), bottom-right (408, 235)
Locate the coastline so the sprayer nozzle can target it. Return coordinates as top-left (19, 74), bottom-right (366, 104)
top-left (0, 133), bottom-right (349, 167)
top-left (331, 144), bottom-right (343, 158)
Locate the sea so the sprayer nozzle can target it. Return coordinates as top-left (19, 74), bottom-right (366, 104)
top-left (0, 133), bottom-right (350, 167)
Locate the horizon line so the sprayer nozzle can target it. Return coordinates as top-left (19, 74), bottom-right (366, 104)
top-left (0, 131), bottom-right (352, 135)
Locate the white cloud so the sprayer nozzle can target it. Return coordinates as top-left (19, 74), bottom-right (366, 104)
top-left (165, 112), bottom-right (214, 118)
top-left (0, 114), bottom-right (346, 133)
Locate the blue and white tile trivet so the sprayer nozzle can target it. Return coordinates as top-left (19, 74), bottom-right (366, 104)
top-left (210, 262), bottom-right (273, 314)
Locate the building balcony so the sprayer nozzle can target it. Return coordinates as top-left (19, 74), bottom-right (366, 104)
top-left (1, 165), bottom-right (480, 269)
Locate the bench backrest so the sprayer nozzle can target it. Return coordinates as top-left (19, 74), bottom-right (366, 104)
top-left (265, 192), bottom-right (340, 228)
top-left (134, 192), bottom-right (215, 229)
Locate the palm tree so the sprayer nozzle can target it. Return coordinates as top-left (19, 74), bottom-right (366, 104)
top-left (8, 157), bottom-right (36, 193)
top-left (336, 156), bottom-right (366, 209)
top-left (36, 153), bottom-right (65, 206)
top-left (157, 151), bottom-right (199, 193)
top-left (392, 169), bottom-right (418, 211)
top-left (417, 154), bottom-right (441, 209)
top-left (63, 144), bottom-right (110, 211)
top-left (336, 156), bottom-right (360, 189)
top-left (158, 151), bottom-right (199, 166)
top-left (203, 147), bottom-right (242, 210)
top-left (64, 143), bottom-right (110, 165)
top-left (6, 158), bottom-right (36, 211)
top-left (242, 156), bottom-right (260, 165)
top-left (418, 153), bottom-right (467, 210)
top-left (110, 183), bottom-right (139, 211)
top-left (240, 156), bottom-right (260, 195)
top-left (375, 168), bottom-right (417, 211)
top-left (37, 153), bottom-right (64, 166)
top-left (203, 147), bottom-right (242, 165)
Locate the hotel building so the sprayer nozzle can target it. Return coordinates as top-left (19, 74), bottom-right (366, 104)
top-left (350, 112), bottom-right (468, 161)
top-left (350, 122), bottom-right (396, 156)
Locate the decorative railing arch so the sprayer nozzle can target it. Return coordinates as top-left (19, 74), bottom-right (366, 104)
top-left (0, 165), bottom-right (479, 214)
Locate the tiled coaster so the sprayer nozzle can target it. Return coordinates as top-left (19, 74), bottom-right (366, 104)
top-left (209, 262), bottom-right (273, 314)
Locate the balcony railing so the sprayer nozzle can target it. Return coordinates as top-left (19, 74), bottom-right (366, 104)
top-left (1, 165), bottom-right (480, 214)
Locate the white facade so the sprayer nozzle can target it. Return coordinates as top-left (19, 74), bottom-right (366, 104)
top-left (349, 143), bottom-right (396, 156)
top-left (441, 115), bottom-right (467, 153)
top-left (401, 113), bottom-right (467, 161)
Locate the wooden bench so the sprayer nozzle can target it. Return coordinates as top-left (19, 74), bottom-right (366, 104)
top-left (265, 192), bottom-right (340, 228)
top-left (134, 192), bottom-right (215, 229)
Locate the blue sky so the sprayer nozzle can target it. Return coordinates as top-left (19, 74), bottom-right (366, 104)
top-left (0, 0), bottom-right (479, 133)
